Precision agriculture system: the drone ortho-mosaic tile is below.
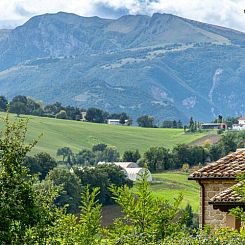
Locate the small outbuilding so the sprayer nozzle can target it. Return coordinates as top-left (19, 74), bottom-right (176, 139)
top-left (201, 123), bottom-right (227, 130)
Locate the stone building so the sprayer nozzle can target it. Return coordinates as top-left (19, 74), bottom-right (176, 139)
top-left (189, 149), bottom-right (245, 229)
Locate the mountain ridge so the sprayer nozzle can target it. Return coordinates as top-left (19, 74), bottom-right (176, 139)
top-left (0, 12), bottom-right (244, 121)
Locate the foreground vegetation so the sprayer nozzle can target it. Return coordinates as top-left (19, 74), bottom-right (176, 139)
top-left (1, 114), bottom-right (245, 244)
top-left (0, 112), bottom-right (207, 157)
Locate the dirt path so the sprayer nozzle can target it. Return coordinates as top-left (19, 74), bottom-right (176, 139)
top-left (190, 134), bottom-right (221, 146)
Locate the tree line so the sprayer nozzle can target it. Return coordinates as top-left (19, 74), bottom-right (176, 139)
top-left (0, 95), bottom-right (187, 127)
top-left (54, 130), bottom-right (244, 173)
top-left (23, 151), bottom-right (132, 213)
top-left (0, 95), bottom-right (131, 123)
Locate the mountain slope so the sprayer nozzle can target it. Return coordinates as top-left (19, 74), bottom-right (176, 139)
top-left (0, 12), bottom-right (244, 121)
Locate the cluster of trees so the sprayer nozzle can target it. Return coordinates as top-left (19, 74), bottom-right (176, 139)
top-left (55, 131), bottom-right (244, 173)
top-left (0, 95), bottom-right (132, 124)
top-left (57, 145), bottom-right (142, 167)
top-left (56, 144), bottom-right (121, 166)
top-left (21, 150), bottom-right (131, 213)
top-left (86, 108), bottom-right (131, 124)
top-left (142, 131), bottom-right (244, 172)
top-left (1, 114), bottom-right (245, 244)
top-left (161, 119), bottom-right (183, 128)
top-left (186, 117), bottom-right (202, 132)
top-left (137, 115), bottom-right (184, 128)
top-left (0, 95), bottom-right (83, 119)
top-left (213, 114), bottom-right (241, 128)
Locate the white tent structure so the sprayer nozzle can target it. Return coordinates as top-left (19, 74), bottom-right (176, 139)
top-left (114, 162), bottom-right (138, 169)
top-left (97, 161), bottom-right (138, 169)
top-left (125, 168), bottom-right (152, 182)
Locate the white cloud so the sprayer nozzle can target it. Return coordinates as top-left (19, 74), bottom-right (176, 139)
top-left (0, 0), bottom-right (244, 32)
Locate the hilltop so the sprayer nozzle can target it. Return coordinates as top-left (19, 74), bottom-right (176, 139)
top-left (0, 12), bottom-right (244, 121)
top-left (0, 113), bottom-right (207, 157)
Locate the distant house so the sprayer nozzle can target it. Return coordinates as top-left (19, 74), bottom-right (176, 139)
top-left (189, 149), bottom-right (245, 230)
top-left (201, 123), bottom-right (227, 130)
top-left (239, 117), bottom-right (245, 125)
top-left (107, 119), bottom-right (129, 125)
top-left (232, 117), bottom-right (245, 131)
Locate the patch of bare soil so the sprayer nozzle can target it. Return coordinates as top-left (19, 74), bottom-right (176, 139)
top-left (190, 134), bottom-right (221, 146)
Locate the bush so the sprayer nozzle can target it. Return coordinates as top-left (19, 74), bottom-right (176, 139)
top-left (162, 227), bottom-right (245, 245)
top-left (74, 164), bottom-right (133, 205)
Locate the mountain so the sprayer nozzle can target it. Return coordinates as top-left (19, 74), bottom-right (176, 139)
top-left (0, 12), bottom-right (244, 122)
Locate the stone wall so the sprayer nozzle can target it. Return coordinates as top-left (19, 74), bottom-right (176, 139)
top-left (199, 179), bottom-right (236, 229)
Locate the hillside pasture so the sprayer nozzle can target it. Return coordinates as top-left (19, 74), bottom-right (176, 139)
top-left (0, 113), bottom-right (207, 158)
top-left (150, 172), bottom-right (200, 212)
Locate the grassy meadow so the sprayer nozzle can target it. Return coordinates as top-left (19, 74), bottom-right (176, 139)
top-left (150, 172), bottom-right (199, 212)
top-left (0, 113), bottom-right (207, 158)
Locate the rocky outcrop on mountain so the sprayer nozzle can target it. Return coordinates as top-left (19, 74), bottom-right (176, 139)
top-left (0, 12), bottom-right (244, 121)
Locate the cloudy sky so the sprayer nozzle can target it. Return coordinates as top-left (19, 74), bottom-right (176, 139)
top-left (0, 0), bottom-right (244, 32)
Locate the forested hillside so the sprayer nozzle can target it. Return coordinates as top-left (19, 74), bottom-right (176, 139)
top-left (0, 12), bottom-right (244, 121)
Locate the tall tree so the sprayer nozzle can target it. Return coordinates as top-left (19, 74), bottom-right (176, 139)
top-left (137, 115), bottom-right (154, 128)
top-left (85, 108), bottom-right (108, 123)
top-left (0, 114), bottom-right (39, 243)
top-left (0, 96), bottom-right (8, 112)
top-left (9, 101), bottom-right (27, 116)
top-left (57, 147), bottom-right (73, 162)
top-left (46, 167), bottom-right (81, 213)
top-left (122, 149), bottom-right (141, 162)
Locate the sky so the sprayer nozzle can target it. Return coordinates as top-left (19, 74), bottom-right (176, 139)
top-left (0, 0), bottom-right (244, 32)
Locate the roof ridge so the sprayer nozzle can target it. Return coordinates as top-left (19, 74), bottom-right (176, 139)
top-left (189, 150), bottom-right (245, 179)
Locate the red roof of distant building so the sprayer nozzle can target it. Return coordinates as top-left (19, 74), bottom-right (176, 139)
top-left (239, 117), bottom-right (245, 120)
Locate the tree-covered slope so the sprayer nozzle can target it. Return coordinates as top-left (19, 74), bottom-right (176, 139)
top-left (0, 12), bottom-right (244, 121)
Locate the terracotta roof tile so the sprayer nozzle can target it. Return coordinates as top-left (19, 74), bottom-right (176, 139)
top-left (209, 182), bottom-right (244, 203)
top-left (189, 149), bottom-right (245, 179)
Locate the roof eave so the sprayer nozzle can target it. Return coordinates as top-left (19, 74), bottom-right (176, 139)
top-left (209, 201), bottom-right (245, 206)
top-left (188, 176), bottom-right (236, 180)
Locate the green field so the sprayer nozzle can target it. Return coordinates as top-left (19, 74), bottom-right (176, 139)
top-left (150, 172), bottom-right (200, 212)
top-left (0, 113), bottom-right (207, 158)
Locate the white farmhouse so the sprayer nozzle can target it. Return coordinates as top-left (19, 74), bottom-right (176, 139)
top-left (232, 117), bottom-right (245, 131)
top-left (238, 117), bottom-right (245, 125)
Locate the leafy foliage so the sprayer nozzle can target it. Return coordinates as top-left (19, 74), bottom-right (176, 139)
top-left (137, 115), bottom-right (155, 128)
top-left (24, 152), bottom-right (57, 180)
top-left (122, 149), bottom-right (141, 162)
top-left (75, 164), bottom-right (133, 205)
top-left (163, 227), bottom-right (245, 245)
top-left (45, 167), bottom-right (82, 213)
top-left (106, 171), bottom-right (186, 244)
top-left (0, 114), bottom-right (39, 243)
